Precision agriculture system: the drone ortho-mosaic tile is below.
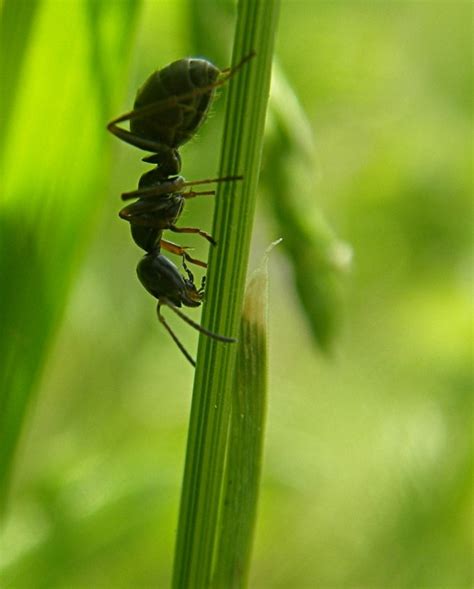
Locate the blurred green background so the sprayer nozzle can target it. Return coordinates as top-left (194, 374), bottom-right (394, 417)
top-left (0, 1), bottom-right (472, 587)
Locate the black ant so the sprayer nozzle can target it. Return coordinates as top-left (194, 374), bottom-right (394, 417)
top-left (107, 53), bottom-right (254, 365)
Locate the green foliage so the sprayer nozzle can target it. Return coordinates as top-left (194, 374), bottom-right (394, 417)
top-left (0, 1), bottom-right (471, 588)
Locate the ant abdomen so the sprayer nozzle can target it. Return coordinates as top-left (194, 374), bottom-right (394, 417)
top-left (131, 58), bottom-right (220, 149)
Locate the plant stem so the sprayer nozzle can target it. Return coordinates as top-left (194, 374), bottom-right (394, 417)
top-left (172, 1), bottom-right (280, 587)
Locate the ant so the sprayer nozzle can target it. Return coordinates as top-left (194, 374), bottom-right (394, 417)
top-left (107, 53), bottom-right (255, 365)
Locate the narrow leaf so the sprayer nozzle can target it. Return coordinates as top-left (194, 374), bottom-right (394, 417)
top-left (0, 0), bottom-right (139, 510)
top-left (172, 0), bottom-right (281, 587)
top-left (213, 241), bottom-right (280, 588)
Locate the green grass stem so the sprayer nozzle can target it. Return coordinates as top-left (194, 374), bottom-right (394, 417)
top-left (172, 1), bottom-right (280, 587)
top-left (212, 242), bottom-right (279, 588)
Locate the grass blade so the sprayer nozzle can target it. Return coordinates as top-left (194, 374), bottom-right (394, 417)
top-left (212, 242), bottom-right (279, 588)
top-left (0, 0), bottom-right (139, 510)
top-left (172, 0), bottom-right (281, 587)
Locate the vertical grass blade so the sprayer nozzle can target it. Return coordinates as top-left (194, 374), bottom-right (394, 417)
top-left (212, 243), bottom-right (278, 588)
top-left (0, 0), bottom-right (139, 510)
top-left (0, 0), bottom-right (41, 155)
top-left (172, 0), bottom-right (280, 587)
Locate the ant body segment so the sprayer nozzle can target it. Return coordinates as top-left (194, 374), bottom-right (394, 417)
top-left (107, 53), bottom-right (255, 365)
top-left (119, 170), bottom-right (243, 267)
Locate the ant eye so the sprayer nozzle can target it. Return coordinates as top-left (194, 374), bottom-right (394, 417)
top-left (107, 53), bottom-right (254, 365)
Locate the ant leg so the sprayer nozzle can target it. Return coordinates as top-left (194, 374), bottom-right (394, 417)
top-left (161, 298), bottom-right (237, 343)
top-left (181, 257), bottom-right (195, 282)
top-left (122, 187), bottom-right (214, 202)
top-left (122, 213), bottom-right (214, 253)
top-left (220, 51), bottom-right (256, 79)
top-left (169, 224), bottom-right (216, 246)
top-left (109, 101), bottom-right (194, 129)
top-left (121, 177), bottom-right (186, 201)
top-left (182, 176), bottom-right (243, 189)
top-left (107, 120), bottom-right (167, 153)
top-left (183, 190), bottom-right (215, 198)
top-left (157, 302), bottom-right (196, 367)
top-left (180, 257), bottom-right (204, 294)
top-left (160, 239), bottom-right (208, 269)
top-left (198, 275), bottom-right (206, 296)
top-left (121, 174), bottom-right (242, 202)
top-left (107, 104), bottom-right (196, 152)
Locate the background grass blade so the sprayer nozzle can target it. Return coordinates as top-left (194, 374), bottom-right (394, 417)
top-left (172, 1), bottom-right (281, 587)
top-left (0, 0), bottom-right (41, 156)
top-left (0, 0), bottom-right (139, 509)
top-left (263, 65), bottom-right (352, 350)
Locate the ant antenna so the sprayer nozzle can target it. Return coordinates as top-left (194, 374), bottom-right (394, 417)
top-left (220, 51), bottom-right (256, 79)
top-left (183, 175), bottom-right (243, 187)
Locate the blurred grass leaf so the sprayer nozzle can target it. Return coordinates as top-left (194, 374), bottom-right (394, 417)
top-left (0, 0), bottom-right (41, 149)
top-left (263, 65), bottom-right (352, 350)
top-left (0, 0), bottom-right (140, 508)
